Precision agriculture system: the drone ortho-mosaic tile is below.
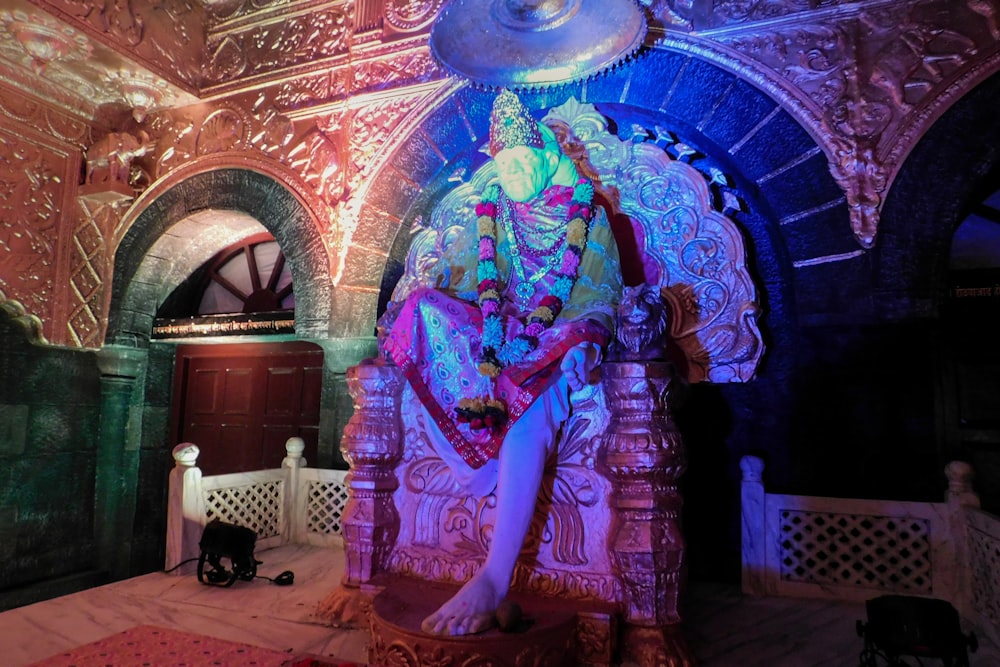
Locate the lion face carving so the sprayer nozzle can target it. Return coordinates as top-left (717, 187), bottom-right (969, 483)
top-left (611, 283), bottom-right (670, 361)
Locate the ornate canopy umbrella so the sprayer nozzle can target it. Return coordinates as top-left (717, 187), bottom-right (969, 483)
top-left (429, 0), bottom-right (647, 89)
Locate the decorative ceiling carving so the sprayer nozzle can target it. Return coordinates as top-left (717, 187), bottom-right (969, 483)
top-left (653, 0), bottom-right (1000, 247)
top-left (0, 0), bottom-right (197, 123)
top-left (1, 0), bottom-right (1000, 348)
top-left (202, 2), bottom-right (352, 87)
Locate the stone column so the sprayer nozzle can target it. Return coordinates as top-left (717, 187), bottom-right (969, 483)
top-left (94, 344), bottom-right (146, 581)
top-left (309, 337), bottom-right (379, 469)
top-left (601, 361), bottom-right (694, 666)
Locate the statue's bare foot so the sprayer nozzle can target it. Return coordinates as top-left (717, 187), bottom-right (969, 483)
top-left (421, 574), bottom-right (502, 636)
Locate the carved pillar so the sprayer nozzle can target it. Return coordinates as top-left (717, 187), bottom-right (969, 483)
top-left (601, 361), bottom-right (693, 666)
top-left (339, 359), bottom-right (404, 586)
top-left (94, 345), bottom-right (146, 580)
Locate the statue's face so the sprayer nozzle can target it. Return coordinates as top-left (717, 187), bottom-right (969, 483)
top-left (494, 145), bottom-right (551, 202)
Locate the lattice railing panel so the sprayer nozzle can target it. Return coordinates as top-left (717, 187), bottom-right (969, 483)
top-left (777, 510), bottom-right (932, 593)
top-left (970, 525), bottom-right (1000, 626)
top-left (205, 480), bottom-right (283, 539)
top-left (306, 478), bottom-right (349, 536)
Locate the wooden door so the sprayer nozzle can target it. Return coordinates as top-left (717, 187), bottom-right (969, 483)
top-left (171, 341), bottom-right (322, 475)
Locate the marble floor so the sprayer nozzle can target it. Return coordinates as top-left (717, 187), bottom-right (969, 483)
top-left (1, 543), bottom-right (995, 666)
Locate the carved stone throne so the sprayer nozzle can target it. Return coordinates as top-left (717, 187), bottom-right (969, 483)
top-left (323, 99), bottom-right (764, 666)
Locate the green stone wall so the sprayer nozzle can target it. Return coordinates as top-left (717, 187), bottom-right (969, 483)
top-left (129, 342), bottom-right (175, 576)
top-left (0, 324), bottom-right (372, 610)
top-left (0, 315), bottom-right (105, 610)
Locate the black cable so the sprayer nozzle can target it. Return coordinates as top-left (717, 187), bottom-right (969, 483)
top-left (254, 570), bottom-right (295, 586)
top-left (162, 557), bottom-right (200, 573)
top-left (163, 554), bottom-right (293, 585)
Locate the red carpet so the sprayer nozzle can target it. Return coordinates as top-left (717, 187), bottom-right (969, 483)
top-left (27, 625), bottom-right (362, 667)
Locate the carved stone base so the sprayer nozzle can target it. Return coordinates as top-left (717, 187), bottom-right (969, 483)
top-left (368, 575), bottom-right (616, 666)
top-left (620, 624), bottom-right (697, 667)
top-left (313, 584), bottom-right (371, 629)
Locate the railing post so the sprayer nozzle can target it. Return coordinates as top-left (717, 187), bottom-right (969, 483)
top-left (283, 437), bottom-right (306, 545)
top-left (945, 460), bottom-right (979, 618)
top-left (165, 443), bottom-right (205, 575)
top-left (740, 455), bottom-right (767, 596)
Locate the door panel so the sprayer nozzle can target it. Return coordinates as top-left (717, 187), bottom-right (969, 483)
top-left (171, 341), bottom-right (323, 475)
top-left (263, 366), bottom-right (302, 417)
top-left (189, 369), bottom-right (221, 414)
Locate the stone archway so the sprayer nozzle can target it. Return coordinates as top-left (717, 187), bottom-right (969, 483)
top-left (94, 166), bottom-right (344, 582)
top-left (106, 167), bottom-right (334, 347)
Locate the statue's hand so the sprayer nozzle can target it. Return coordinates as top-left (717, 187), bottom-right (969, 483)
top-left (560, 342), bottom-right (602, 391)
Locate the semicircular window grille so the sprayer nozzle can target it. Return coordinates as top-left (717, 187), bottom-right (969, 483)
top-left (198, 233), bottom-right (294, 315)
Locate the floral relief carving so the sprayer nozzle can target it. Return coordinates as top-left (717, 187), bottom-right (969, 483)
top-left (203, 6), bottom-right (350, 84)
top-left (196, 107), bottom-right (250, 154)
top-left (708, 0), bottom-right (1000, 246)
top-left (276, 70), bottom-right (349, 109)
top-left (712, 0), bottom-right (843, 26)
top-left (142, 98), bottom-right (344, 220)
top-left (384, 0), bottom-right (445, 32)
top-left (44, 0), bottom-right (202, 88)
top-left (347, 94), bottom-right (423, 184)
top-left (352, 47), bottom-right (444, 92)
top-left (0, 129), bottom-right (63, 333)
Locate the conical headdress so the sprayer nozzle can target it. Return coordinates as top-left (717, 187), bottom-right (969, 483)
top-left (488, 90), bottom-right (544, 157)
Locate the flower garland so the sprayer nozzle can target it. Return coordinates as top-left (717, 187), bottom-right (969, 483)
top-left (475, 176), bottom-right (595, 379)
top-left (454, 176), bottom-right (594, 433)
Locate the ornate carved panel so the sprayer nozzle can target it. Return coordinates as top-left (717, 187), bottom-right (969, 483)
top-left (203, 3), bottom-right (351, 85)
top-left (144, 96), bottom-right (340, 209)
top-left (383, 0), bottom-right (444, 33)
top-left (0, 115), bottom-right (79, 344)
top-left (673, 0), bottom-right (1000, 246)
top-left (38, 0), bottom-right (205, 90)
top-left (351, 44), bottom-right (443, 93)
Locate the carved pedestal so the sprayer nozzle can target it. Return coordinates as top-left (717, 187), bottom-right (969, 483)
top-left (601, 361), bottom-right (695, 667)
top-left (316, 359), bottom-right (403, 627)
top-left (368, 576), bottom-right (584, 667)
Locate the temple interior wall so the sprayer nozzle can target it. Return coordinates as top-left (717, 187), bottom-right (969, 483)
top-left (1, 0), bottom-right (1000, 607)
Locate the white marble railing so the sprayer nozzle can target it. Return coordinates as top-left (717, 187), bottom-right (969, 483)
top-left (741, 456), bottom-right (1000, 645)
top-left (165, 438), bottom-right (349, 574)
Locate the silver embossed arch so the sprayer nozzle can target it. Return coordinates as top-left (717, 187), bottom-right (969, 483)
top-left (392, 97), bottom-right (765, 383)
